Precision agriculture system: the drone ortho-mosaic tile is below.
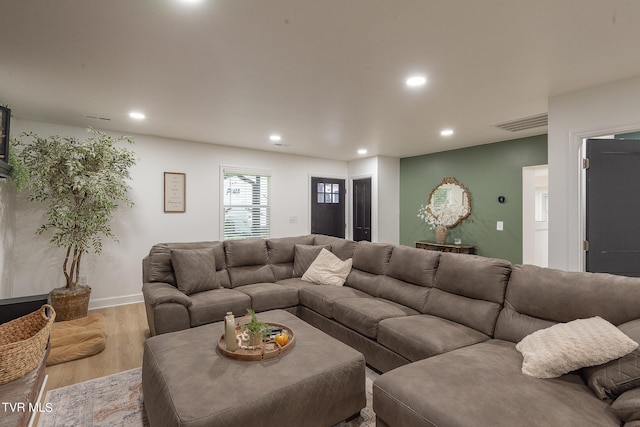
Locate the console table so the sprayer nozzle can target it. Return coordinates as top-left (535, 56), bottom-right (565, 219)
top-left (416, 241), bottom-right (476, 255)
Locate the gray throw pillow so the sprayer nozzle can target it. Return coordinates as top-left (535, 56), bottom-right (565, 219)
top-left (584, 318), bottom-right (640, 399)
top-left (171, 248), bottom-right (220, 295)
top-left (611, 388), bottom-right (640, 422)
top-left (293, 244), bottom-right (331, 277)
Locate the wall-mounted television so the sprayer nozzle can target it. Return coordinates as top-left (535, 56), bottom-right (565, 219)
top-left (0, 105), bottom-right (11, 178)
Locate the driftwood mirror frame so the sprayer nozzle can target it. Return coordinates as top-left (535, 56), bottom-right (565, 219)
top-left (426, 177), bottom-right (472, 228)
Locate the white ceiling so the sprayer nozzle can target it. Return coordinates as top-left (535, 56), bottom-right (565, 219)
top-left (2, 0), bottom-right (640, 161)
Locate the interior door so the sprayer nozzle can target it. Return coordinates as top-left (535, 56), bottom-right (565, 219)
top-left (585, 138), bottom-right (640, 276)
top-left (311, 177), bottom-right (345, 238)
top-left (353, 178), bottom-right (372, 242)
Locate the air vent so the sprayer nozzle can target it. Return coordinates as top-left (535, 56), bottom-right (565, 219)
top-left (84, 115), bottom-right (112, 122)
top-left (494, 113), bottom-right (548, 132)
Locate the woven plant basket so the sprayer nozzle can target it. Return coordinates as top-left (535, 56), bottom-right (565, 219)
top-left (50, 286), bottom-right (91, 322)
top-left (0, 304), bottom-right (55, 385)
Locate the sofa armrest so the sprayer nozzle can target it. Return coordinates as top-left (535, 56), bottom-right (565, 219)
top-left (143, 282), bottom-right (192, 335)
top-left (142, 282), bottom-right (192, 307)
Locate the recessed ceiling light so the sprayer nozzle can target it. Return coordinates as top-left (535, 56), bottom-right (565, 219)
top-left (129, 111), bottom-right (145, 120)
top-left (440, 129), bottom-right (454, 136)
top-left (269, 134), bottom-right (282, 142)
top-left (357, 149), bottom-right (368, 155)
top-left (405, 75), bottom-right (427, 87)
top-left (180, 0), bottom-right (202, 3)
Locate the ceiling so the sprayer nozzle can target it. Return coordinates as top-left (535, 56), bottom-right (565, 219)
top-left (2, 1), bottom-right (640, 161)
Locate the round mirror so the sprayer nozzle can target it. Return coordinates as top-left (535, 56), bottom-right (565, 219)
top-left (426, 177), bottom-right (471, 228)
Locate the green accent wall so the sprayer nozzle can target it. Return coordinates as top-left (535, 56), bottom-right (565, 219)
top-left (400, 135), bottom-right (547, 263)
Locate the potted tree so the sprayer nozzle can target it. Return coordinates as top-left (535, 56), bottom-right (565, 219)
top-left (12, 129), bottom-right (137, 321)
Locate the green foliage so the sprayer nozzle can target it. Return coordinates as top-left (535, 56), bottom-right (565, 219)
top-left (245, 308), bottom-right (270, 335)
top-left (12, 128), bottom-right (138, 289)
top-left (7, 142), bottom-right (29, 189)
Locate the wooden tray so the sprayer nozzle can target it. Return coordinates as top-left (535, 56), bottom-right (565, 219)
top-left (217, 322), bottom-right (295, 361)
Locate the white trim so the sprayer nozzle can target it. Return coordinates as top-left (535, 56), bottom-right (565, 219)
top-left (88, 293), bottom-right (144, 310)
top-left (220, 165), bottom-right (272, 177)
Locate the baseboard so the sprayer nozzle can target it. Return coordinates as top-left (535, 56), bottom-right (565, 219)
top-left (89, 293), bottom-right (144, 310)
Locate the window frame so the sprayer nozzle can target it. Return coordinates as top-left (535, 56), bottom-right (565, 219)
top-left (220, 166), bottom-right (272, 240)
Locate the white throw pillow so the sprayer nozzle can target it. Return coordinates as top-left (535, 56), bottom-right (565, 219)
top-left (302, 248), bottom-right (352, 286)
top-left (516, 316), bottom-right (638, 378)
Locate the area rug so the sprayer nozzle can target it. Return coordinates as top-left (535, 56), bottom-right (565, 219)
top-left (38, 366), bottom-right (379, 426)
top-left (46, 313), bottom-right (107, 366)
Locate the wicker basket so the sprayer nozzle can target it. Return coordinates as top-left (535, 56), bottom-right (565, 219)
top-left (49, 286), bottom-right (91, 321)
top-left (0, 304), bottom-right (56, 385)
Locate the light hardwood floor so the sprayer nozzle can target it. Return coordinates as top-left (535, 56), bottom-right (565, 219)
top-left (43, 302), bottom-right (149, 393)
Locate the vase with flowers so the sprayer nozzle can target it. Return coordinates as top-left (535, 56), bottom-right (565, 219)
top-left (417, 203), bottom-right (467, 244)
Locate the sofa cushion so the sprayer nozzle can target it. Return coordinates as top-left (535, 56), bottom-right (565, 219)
top-left (516, 316), bottom-right (638, 379)
top-left (385, 245), bottom-right (439, 287)
top-left (612, 389), bottom-right (640, 422)
top-left (225, 238), bottom-right (268, 267)
top-left (293, 244), bottom-right (331, 277)
top-left (351, 241), bottom-right (393, 275)
top-left (495, 264), bottom-right (640, 343)
top-left (147, 241), bottom-right (226, 286)
top-left (227, 265), bottom-right (276, 288)
top-left (188, 288), bottom-right (251, 327)
top-left (424, 253), bottom-right (510, 336)
top-left (345, 269), bottom-right (383, 297)
top-left (584, 318), bottom-right (640, 399)
top-left (171, 248), bottom-right (220, 295)
top-left (267, 235), bottom-right (315, 264)
top-left (377, 276), bottom-right (430, 313)
top-left (332, 298), bottom-right (418, 339)
top-left (302, 249), bottom-right (352, 286)
top-left (267, 236), bottom-right (315, 281)
top-left (377, 315), bottom-right (490, 362)
top-left (313, 235), bottom-right (357, 260)
top-left (234, 283), bottom-right (299, 312)
top-left (270, 263), bottom-right (294, 281)
top-left (373, 340), bottom-right (620, 427)
top-left (299, 286), bottom-right (374, 319)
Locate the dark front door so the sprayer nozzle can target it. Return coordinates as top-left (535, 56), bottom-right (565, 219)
top-left (311, 177), bottom-right (345, 238)
top-left (586, 138), bottom-right (640, 276)
top-left (353, 178), bottom-right (372, 242)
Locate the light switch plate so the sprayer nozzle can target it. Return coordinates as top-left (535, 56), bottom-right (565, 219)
top-left (497, 221), bottom-right (504, 231)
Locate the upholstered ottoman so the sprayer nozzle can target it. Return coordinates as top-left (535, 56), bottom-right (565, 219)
top-left (142, 309), bottom-right (366, 427)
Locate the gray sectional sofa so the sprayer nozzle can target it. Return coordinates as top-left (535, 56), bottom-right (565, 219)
top-left (142, 234), bottom-right (640, 427)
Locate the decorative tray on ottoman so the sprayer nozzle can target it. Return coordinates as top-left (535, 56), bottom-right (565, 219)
top-left (217, 322), bottom-right (295, 361)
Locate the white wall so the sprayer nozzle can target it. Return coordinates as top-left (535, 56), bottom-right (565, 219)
top-left (347, 156), bottom-right (400, 245)
top-left (548, 75), bottom-right (640, 271)
top-left (3, 119), bottom-right (348, 307)
top-left (0, 180), bottom-right (14, 299)
top-left (376, 156), bottom-right (400, 245)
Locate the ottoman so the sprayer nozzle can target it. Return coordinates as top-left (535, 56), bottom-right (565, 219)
top-left (142, 309), bottom-right (366, 427)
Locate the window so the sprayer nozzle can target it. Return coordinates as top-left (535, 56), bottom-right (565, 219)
top-left (316, 182), bottom-right (340, 204)
top-left (222, 168), bottom-right (271, 240)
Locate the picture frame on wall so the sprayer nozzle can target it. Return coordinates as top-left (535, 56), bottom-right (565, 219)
top-left (164, 172), bottom-right (186, 213)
